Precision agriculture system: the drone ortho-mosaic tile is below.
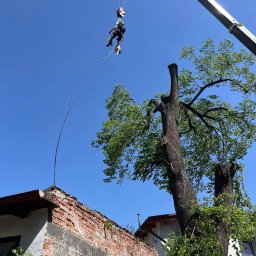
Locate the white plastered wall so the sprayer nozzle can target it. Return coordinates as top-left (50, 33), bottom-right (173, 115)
top-left (0, 208), bottom-right (48, 256)
top-left (144, 219), bottom-right (179, 256)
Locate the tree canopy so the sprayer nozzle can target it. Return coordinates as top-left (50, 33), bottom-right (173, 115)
top-left (93, 39), bottom-right (256, 194)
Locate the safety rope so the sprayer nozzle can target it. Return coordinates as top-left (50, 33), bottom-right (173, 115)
top-left (100, 48), bottom-right (115, 61)
top-left (119, 0), bottom-right (126, 8)
top-left (53, 57), bottom-right (110, 186)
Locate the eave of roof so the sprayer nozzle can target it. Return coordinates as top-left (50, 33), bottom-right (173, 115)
top-left (0, 189), bottom-right (58, 218)
top-left (134, 213), bottom-right (177, 238)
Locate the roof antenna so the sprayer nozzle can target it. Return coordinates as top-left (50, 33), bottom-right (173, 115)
top-left (137, 213), bottom-right (141, 228)
top-left (52, 56), bottom-right (110, 187)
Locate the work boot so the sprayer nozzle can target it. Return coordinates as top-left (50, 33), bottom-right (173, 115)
top-left (115, 45), bottom-right (121, 54)
top-left (106, 39), bottom-right (113, 47)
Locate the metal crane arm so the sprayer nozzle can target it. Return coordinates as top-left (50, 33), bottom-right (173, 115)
top-left (197, 0), bottom-right (256, 55)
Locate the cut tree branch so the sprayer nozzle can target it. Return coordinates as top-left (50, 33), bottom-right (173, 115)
top-left (168, 64), bottom-right (179, 105)
top-left (148, 99), bottom-right (163, 113)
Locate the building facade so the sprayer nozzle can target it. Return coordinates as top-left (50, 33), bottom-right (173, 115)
top-left (0, 186), bottom-right (157, 256)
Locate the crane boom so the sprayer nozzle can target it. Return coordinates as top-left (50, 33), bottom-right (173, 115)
top-left (197, 0), bottom-right (256, 55)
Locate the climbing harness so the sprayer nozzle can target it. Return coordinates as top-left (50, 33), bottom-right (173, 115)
top-left (106, 7), bottom-right (126, 55)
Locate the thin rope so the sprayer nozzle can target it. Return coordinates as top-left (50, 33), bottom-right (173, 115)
top-left (70, 58), bottom-right (108, 109)
top-left (53, 57), bottom-right (110, 186)
top-left (100, 49), bottom-right (114, 61)
top-left (119, 0), bottom-right (126, 8)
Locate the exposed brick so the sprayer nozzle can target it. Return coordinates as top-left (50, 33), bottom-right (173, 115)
top-left (42, 186), bottom-right (157, 256)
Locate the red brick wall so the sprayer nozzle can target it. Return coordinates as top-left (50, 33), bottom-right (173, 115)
top-left (44, 187), bottom-right (157, 256)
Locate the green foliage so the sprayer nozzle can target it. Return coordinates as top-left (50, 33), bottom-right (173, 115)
top-left (179, 39), bottom-right (256, 191)
top-left (93, 39), bottom-right (256, 193)
top-left (165, 196), bottom-right (256, 256)
top-left (92, 85), bottom-right (167, 189)
top-left (104, 220), bottom-right (113, 230)
top-left (165, 231), bottom-right (222, 256)
top-left (9, 247), bottom-right (32, 256)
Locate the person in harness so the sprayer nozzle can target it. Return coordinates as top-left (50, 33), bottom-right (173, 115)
top-left (106, 7), bottom-right (126, 55)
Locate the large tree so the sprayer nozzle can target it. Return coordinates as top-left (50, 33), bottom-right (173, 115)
top-left (93, 40), bottom-right (256, 255)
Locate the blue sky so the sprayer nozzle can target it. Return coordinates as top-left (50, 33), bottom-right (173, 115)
top-left (0, 0), bottom-right (255, 229)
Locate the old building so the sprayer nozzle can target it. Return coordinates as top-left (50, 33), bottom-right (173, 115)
top-left (135, 213), bottom-right (256, 256)
top-left (1, 186), bottom-right (254, 256)
top-left (0, 186), bottom-right (157, 256)
top-left (135, 214), bottom-right (178, 256)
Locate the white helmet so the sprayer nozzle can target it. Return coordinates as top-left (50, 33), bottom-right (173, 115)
top-left (117, 7), bottom-right (126, 18)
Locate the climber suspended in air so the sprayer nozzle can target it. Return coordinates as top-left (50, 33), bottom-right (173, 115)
top-left (106, 7), bottom-right (126, 55)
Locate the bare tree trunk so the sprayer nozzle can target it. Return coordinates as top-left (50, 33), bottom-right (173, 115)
top-left (215, 163), bottom-right (236, 198)
top-left (214, 163), bottom-right (237, 256)
top-left (158, 64), bottom-right (237, 255)
top-left (159, 64), bottom-right (197, 234)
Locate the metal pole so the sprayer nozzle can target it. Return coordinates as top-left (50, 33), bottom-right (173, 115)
top-left (197, 0), bottom-right (256, 55)
top-left (137, 214), bottom-right (141, 228)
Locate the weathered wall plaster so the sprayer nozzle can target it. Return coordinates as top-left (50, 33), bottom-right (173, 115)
top-left (20, 208), bottom-right (48, 255)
